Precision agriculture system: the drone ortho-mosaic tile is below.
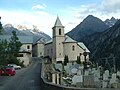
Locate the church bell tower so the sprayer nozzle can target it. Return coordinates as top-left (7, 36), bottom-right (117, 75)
top-left (52, 17), bottom-right (65, 63)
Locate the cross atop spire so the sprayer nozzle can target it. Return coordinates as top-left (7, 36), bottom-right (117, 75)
top-left (54, 16), bottom-right (63, 27)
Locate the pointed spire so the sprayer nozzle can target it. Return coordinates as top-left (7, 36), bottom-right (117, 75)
top-left (54, 16), bottom-right (63, 27)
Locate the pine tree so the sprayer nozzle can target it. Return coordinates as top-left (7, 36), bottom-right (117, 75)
top-left (64, 55), bottom-right (69, 66)
top-left (76, 56), bottom-right (81, 64)
top-left (0, 20), bottom-right (3, 34)
top-left (8, 31), bottom-right (22, 64)
top-left (0, 39), bottom-right (9, 65)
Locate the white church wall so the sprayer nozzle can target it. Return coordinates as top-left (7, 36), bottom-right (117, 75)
top-left (63, 42), bottom-right (85, 62)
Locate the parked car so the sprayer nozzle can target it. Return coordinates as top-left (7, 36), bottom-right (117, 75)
top-left (8, 64), bottom-right (21, 70)
top-left (0, 66), bottom-right (16, 76)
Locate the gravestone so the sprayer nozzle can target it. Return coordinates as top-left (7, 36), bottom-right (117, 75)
top-left (67, 63), bottom-right (72, 68)
top-left (103, 73), bottom-right (108, 81)
top-left (77, 69), bottom-right (82, 75)
top-left (110, 73), bottom-right (117, 84)
top-left (117, 71), bottom-right (120, 77)
top-left (102, 81), bottom-right (108, 88)
top-left (72, 75), bottom-right (83, 84)
top-left (85, 70), bottom-right (89, 75)
top-left (105, 70), bottom-right (109, 77)
top-left (55, 63), bottom-right (62, 71)
top-left (71, 67), bottom-right (78, 74)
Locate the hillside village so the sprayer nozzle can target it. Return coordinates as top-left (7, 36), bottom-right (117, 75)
top-left (1, 16), bottom-right (120, 89)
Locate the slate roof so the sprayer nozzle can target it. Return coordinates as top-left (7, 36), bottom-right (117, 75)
top-left (64, 35), bottom-right (77, 43)
top-left (78, 42), bottom-right (90, 53)
top-left (45, 39), bottom-right (53, 44)
top-left (0, 35), bottom-right (33, 44)
top-left (54, 17), bottom-right (63, 27)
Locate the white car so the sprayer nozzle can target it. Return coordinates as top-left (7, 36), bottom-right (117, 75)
top-left (8, 64), bottom-right (21, 70)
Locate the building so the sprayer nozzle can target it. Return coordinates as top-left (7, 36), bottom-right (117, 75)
top-left (44, 17), bottom-right (90, 63)
top-left (32, 38), bottom-right (45, 57)
top-left (0, 35), bottom-right (33, 66)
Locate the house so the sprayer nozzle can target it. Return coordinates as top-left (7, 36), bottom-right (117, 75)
top-left (44, 17), bottom-right (90, 63)
top-left (0, 35), bottom-right (33, 66)
top-left (32, 38), bottom-right (45, 57)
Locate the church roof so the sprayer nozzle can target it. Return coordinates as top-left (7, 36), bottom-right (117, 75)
top-left (64, 35), bottom-right (90, 52)
top-left (78, 42), bottom-right (90, 53)
top-left (54, 16), bottom-right (63, 27)
top-left (64, 35), bottom-right (77, 43)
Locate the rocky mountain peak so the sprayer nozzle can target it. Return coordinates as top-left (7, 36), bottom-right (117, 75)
top-left (17, 25), bottom-right (28, 30)
top-left (2, 24), bottom-right (51, 42)
top-left (4, 24), bottom-right (13, 28)
top-left (67, 15), bottom-right (109, 41)
top-left (104, 17), bottom-right (118, 27)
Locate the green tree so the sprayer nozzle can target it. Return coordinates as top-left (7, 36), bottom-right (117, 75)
top-left (64, 55), bottom-right (69, 66)
top-left (0, 20), bottom-right (3, 34)
top-left (76, 56), bottom-right (81, 64)
top-left (0, 39), bottom-right (9, 65)
top-left (8, 31), bottom-right (22, 64)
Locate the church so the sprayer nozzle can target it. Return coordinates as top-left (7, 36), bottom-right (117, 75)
top-left (44, 17), bottom-right (90, 63)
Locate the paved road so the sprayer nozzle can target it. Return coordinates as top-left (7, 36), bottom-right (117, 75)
top-left (0, 59), bottom-right (42, 90)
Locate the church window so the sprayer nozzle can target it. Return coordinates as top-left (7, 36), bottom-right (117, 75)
top-left (59, 29), bottom-right (61, 35)
top-left (72, 45), bottom-right (75, 51)
top-left (80, 53), bottom-right (82, 56)
top-left (59, 53), bottom-right (61, 55)
top-left (27, 45), bottom-right (30, 49)
top-left (40, 52), bottom-right (42, 55)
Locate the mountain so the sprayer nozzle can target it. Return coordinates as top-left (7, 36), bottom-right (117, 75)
top-left (67, 15), bottom-right (109, 41)
top-left (104, 17), bottom-right (118, 27)
top-left (3, 24), bottom-right (26, 35)
top-left (3, 24), bottom-right (51, 43)
top-left (77, 19), bottom-right (120, 70)
top-left (85, 19), bottom-right (120, 59)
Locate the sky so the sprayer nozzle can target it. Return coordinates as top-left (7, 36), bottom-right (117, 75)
top-left (0, 0), bottom-right (120, 37)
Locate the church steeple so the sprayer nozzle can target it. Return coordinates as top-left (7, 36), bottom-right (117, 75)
top-left (52, 17), bottom-right (65, 38)
top-left (52, 16), bottom-right (65, 63)
top-left (54, 16), bottom-right (63, 27)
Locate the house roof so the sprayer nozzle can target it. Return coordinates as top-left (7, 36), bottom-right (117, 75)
top-left (54, 16), bottom-right (63, 27)
top-left (0, 35), bottom-right (33, 44)
top-left (78, 42), bottom-right (90, 53)
top-left (33, 37), bottom-right (45, 45)
top-left (45, 39), bottom-right (53, 44)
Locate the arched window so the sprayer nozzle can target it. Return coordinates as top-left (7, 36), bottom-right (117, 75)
top-left (72, 45), bottom-right (75, 51)
top-left (59, 28), bottom-right (61, 35)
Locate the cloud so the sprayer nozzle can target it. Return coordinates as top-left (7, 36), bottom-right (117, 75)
top-left (33, 11), bottom-right (49, 16)
top-left (101, 0), bottom-right (120, 13)
top-left (32, 4), bottom-right (46, 10)
top-left (58, 1), bottom-right (120, 33)
top-left (0, 9), bottom-right (56, 36)
top-left (62, 1), bottom-right (120, 22)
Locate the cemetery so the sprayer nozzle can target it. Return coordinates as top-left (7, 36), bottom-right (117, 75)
top-left (43, 58), bottom-right (120, 89)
